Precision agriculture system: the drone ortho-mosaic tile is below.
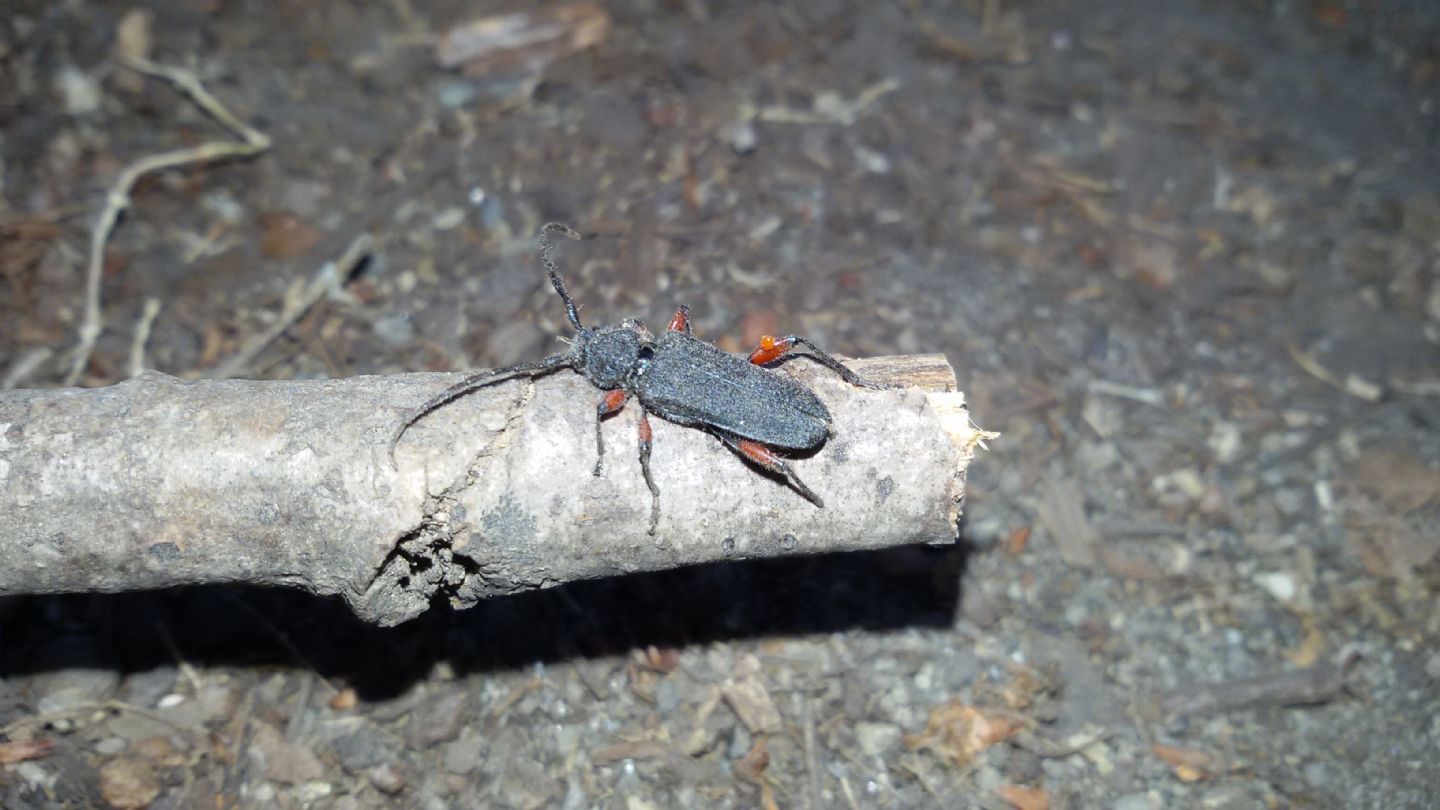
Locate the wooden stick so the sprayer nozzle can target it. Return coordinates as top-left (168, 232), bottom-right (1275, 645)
top-left (0, 354), bottom-right (990, 626)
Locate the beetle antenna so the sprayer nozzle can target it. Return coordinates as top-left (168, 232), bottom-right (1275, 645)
top-left (539, 222), bottom-right (584, 331)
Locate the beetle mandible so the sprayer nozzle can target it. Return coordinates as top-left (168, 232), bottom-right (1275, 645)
top-left (389, 223), bottom-right (884, 535)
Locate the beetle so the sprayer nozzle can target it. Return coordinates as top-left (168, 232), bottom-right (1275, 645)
top-left (389, 223), bottom-right (883, 535)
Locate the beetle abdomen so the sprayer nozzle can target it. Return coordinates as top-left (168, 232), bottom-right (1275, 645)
top-left (636, 333), bottom-right (830, 449)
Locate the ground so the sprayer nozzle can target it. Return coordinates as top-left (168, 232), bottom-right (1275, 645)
top-left (2, 0), bottom-right (1439, 807)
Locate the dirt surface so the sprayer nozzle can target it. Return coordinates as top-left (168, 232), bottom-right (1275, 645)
top-left (3, 1), bottom-right (1439, 807)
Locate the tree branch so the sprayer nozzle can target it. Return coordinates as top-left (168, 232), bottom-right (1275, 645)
top-left (0, 354), bottom-right (991, 626)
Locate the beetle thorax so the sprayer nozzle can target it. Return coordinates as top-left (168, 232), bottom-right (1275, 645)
top-left (580, 326), bottom-right (651, 390)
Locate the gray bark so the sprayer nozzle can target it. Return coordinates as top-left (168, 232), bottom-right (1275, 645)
top-left (0, 355), bottom-right (987, 626)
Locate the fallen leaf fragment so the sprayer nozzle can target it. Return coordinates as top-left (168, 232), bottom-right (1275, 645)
top-left (1005, 525), bottom-right (1031, 557)
top-left (259, 211), bottom-right (324, 259)
top-left (904, 699), bottom-right (1023, 767)
top-left (0, 738), bottom-right (53, 764)
top-left (636, 644), bottom-right (681, 674)
top-left (734, 737), bottom-right (770, 784)
top-left (1151, 743), bottom-right (1216, 781)
top-left (997, 783), bottom-right (1051, 810)
top-left (721, 654), bottom-right (782, 734)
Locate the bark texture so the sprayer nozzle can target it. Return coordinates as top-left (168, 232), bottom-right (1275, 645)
top-left (0, 354), bottom-right (988, 626)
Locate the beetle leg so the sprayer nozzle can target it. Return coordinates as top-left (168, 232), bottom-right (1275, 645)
top-left (667, 305), bottom-right (692, 335)
top-left (718, 434), bottom-right (824, 508)
top-left (748, 334), bottom-right (885, 390)
top-left (636, 410), bottom-right (661, 535)
top-left (594, 389), bottom-right (631, 477)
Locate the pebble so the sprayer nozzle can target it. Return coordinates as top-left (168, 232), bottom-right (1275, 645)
top-left (443, 729), bottom-right (485, 775)
top-left (435, 80), bottom-right (478, 109)
top-left (1208, 421), bottom-right (1243, 463)
top-left (332, 727), bottom-right (392, 772)
top-left (725, 119), bottom-right (757, 154)
top-left (95, 737), bottom-right (127, 756)
top-left (431, 207), bottom-right (466, 231)
top-left (36, 669), bottom-right (121, 714)
top-left (655, 678), bottom-right (681, 714)
top-left (1113, 791), bottom-right (1154, 810)
top-left (368, 762), bottom-right (407, 795)
top-left (248, 723), bottom-right (325, 784)
top-left (1254, 571), bottom-right (1297, 603)
top-left (291, 781), bottom-right (333, 802)
top-left (99, 758), bottom-right (161, 810)
top-left (854, 722), bottom-right (902, 758)
top-left (372, 313), bottom-right (416, 347)
top-left (410, 688), bottom-right (470, 745)
top-left (1274, 488), bottom-right (1305, 516)
top-left (55, 66), bottom-right (102, 115)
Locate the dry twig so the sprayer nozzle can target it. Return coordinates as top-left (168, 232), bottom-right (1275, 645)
top-left (1157, 646), bottom-right (1362, 718)
top-left (1, 354), bottom-right (985, 626)
top-left (206, 233), bottom-right (373, 379)
top-left (65, 56), bottom-right (271, 386)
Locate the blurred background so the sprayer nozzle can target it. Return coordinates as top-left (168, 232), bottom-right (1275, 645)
top-left (1, 1), bottom-right (1438, 807)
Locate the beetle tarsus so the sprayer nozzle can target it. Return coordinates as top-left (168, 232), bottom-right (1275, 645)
top-left (749, 334), bottom-right (887, 390)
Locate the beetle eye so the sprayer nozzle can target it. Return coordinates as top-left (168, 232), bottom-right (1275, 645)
top-left (638, 346), bottom-right (655, 361)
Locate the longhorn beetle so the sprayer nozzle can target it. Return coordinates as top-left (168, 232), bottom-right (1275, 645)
top-left (389, 223), bottom-right (883, 535)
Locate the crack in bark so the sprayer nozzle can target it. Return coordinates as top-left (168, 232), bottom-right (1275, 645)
top-left (372, 380), bottom-right (539, 608)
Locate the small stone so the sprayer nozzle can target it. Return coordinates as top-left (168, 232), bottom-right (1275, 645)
top-left (655, 678), bottom-right (681, 714)
top-left (442, 729), bottom-right (485, 775)
top-left (854, 722), bottom-right (902, 758)
top-left (372, 313), bottom-right (416, 347)
top-left (1169, 468), bottom-right (1207, 501)
top-left (410, 688), bottom-right (469, 745)
top-left (726, 119), bottom-right (757, 154)
top-left (133, 735), bottom-right (185, 768)
top-left (248, 722), bottom-right (325, 784)
top-left (292, 781), bottom-right (333, 802)
top-left (55, 66), bottom-right (102, 115)
top-left (36, 669), bottom-right (121, 714)
top-left (95, 737), bottom-right (127, 756)
top-left (1207, 422), bottom-right (1243, 463)
top-left (333, 728), bottom-right (393, 772)
top-left (974, 765), bottom-right (1003, 791)
top-left (1005, 747), bottom-right (1044, 785)
top-left (99, 758), bottom-right (161, 810)
top-left (435, 80), bottom-right (478, 109)
top-left (1273, 488), bottom-right (1304, 517)
top-left (1254, 571), bottom-right (1297, 603)
top-left (431, 207), bottom-right (466, 231)
top-left (368, 763), bottom-right (407, 795)
top-left (120, 667), bottom-right (177, 709)
top-left (1113, 792), bottom-right (1154, 810)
